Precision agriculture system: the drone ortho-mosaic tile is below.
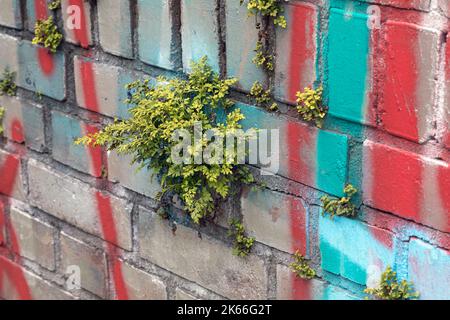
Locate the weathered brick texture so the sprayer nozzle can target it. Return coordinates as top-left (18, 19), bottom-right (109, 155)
top-left (0, 0), bottom-right (449, 301)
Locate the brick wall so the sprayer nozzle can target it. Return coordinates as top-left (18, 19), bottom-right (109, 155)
top-left (0, 0), bottom-right (449, 300)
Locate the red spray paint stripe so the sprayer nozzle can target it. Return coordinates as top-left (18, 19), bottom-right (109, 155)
top-left (370, 144), bottom-right (422, 223)
top-left (79, 60), bottom-right (99, 112)
top-left (291, 277), bottom-right (312, 300)
top-left (380, 22), bottom-right (420, 141)
top-left (0, 121), bottom-right (32, 300)
top-left (286, 121), bottom-right (314, 185)
top-left (287, 5), bottom-right (316, 102)
top-left (438, 166), bottom-right (450, 232)
top-left (445, 33), bottom-right (450, 147)
top-left (11, 119), bottom-right (25, 143)
top-left (68, 0), bottom-right (90, 48)
top-left (34, 0), bottom-right (55, 76)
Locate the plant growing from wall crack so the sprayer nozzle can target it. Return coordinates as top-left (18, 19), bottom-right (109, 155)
top-left (76, 57), bottom-right (255, 224)
top-left (32, 16), bottom-right (63, 53)
top-left (250, 81), bottom-right (278, 111)
top-left (365, 266), bottom-right (419, 300)
top-left (0, 107), bottom-right (4, 136)
top-left (289, 251), bottom-right (316, 280)
top-left (48, 0), bottom-right (61, 10)
top-left (0, 69), bottom-right (17, 97)
top-left (228, 218), bottom-right (255, 257)
top-left (296, 87), bottom-right (327, 128)
top-left (321, 184), bottom-right (358, 219)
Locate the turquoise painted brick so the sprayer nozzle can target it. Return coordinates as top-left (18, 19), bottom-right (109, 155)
top-left (181, 0), bottom-right (220, 73)
top-left (0, 0), bottom-right (22, 29)
top-left (319, 216), bottom-right (395, 286)
top-left (138, 0), bottom-right (175, 70)
top-left (225, 0), bottom-right (266, 91)
top-left (18, 41), bottom-right (66, 101)
top-left (51, 111), bottom-right (102, 177)
top-left (408, 238), bottom-right (450, 300)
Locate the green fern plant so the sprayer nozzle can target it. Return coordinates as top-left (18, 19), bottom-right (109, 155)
top-left (289, 251), bottom-right (316, 280)
top-left (296, 87), bottom-right (327, 128)
top-left (0, 69), bottom-right (17, 96)
top-left (32, 16), bottom-right (63, 53)
top-left (76, 57), bottom-right (255, 224)
top-left (228, 219), bottom-right (255, 257)
top-left (365, 266), bottom-right (419, 300)
top-left (321, 184), bottom-right (358, 219)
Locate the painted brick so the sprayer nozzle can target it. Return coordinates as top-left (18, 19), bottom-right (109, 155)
top-left (17, 41), bottom-right (66, 101)
top-left (241, 188), bottom-right (307, 255)
top-left (363, 140), bottom-right (450, 233)
top-left (62, 0), bottom-right (93, 48)
top-left (379, 21), bottom-right (439, 143)
top-left (51, 111), bottom-right (103, 177)
top-left (237, 102), bottom-right (349, 197)
top-left (107, 152), bottom-right (161, 199)
top-left (319, 216), bottom-right (395, 286)
top-left (121, 263), bottom-right (167, 300)
top-left (26, 0), bottom-right (49, 32)
top-left (74, 57), bottom-right (136, 119)
top-left (276, 264), bottom-right (357, 300)
top-left (28, 160), bottom-right (132, 250)
top-left (60, 232), bottom-right (107, 298)
top-left (0, 0), bottom-right (22, 29)
top-left (98, 0), bottom-right (133, 58)
top-left (138, 0), bottom-right (176, 70)
top-left (0, 149), bottom-right (26, 201)
top-left (361, 0), bottom-right (431, 11)
top-left (10, 207), bottom-right (56, 271)
top-left (327, 7), bottom-right (375, 125)
top-left (0, 34), bottom-right (19, 73)
top-left (181, 0), bottom-right (220, 73)
top-left (175, 288), bottom-right (198, 300)
top-left (274, 2), bottom-right (318, 104)
top-left (0, 256), bottom-right (74, 300)
top-left (225, 0), bottom-right (266, 92)
top-left (408, 238), bottom-right (450, 300)
top-left (0, 96), bottom-right (45, 152)
top-left (138, 208), bottom-right (267, 299)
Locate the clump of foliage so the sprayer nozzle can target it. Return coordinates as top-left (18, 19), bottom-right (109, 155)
top-left (321, 184), bottom-right (358, 219)
top-left (0, 107), bottom-right (5, 136)
top-left (241, 0), bottom-right (287, 28)
top-left (48, 0), bottom-right (61, 10)
top-left (249, 81), bottom-right (278, 111)
top-left (76, 57), bottom-right (255, 224)
top-left (253, 40), bottom-right (274, 72)
top-left (32, 16), bottom-right (63, 53)
top-left (296, 87), bottom-right (327, 128)
top-left (289, 251), bottom-right (316, 280)
top-left (228, 219), bottom-right (255, 257)
top-left (365, 266), bottom-right (419, 300)
top-left (0, 69), bottom-right (17, 96)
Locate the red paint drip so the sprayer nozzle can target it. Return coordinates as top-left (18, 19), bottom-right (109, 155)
top-left (381, 22), bottom-right (420, 141)
top-left (11, 119), bottom-right (25, 143)
top-left (289, 198), bottom-right (307, 255)
top-left (68, 0), bottom-right (90, 48)
top-left (287, 5), bottom-right (316, 102)
top-left (291, 277), bottom-right (312, 300)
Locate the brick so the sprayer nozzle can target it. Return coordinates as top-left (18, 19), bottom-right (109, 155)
top-left (17, 41), bottom-right (66, 101)
top-left (60, 233), bottom-right (107, 298)
top-left (10, 207), bottom-right (56, 271)
top-left (62, 0), bottom-right (93, 47)
top-left (138, 0), bottom-right (176, 70)
top-left (327, 7), bottom-right (375, 125)
top-left (319, 216), bottom-right (395, 286)
top-left (107, 152), bottom-right (162, 199)
top-left (26, 0), bottom-right (50, 32)
top-left (241, 188), bottom-right (307, 255)
top-left (0, 256), bottom-right (74, 300)
top-left (274, 2), bottom-right (318, 104)
top-left (0, 149), bottom-right (25, 201)
top-left (0, 0), bottom-right (22, 29)
top-left (74, 56), bottom-right (136, 119)
top-left (176, 288), bottom-right (198, 300)
top-left (361, 0), bottom-right (431, 11)
top-left (363, 140), bottom-right (450, 233)
top-left (98, 0), bottom-right (133, 58)
top-left (51, 111), bottom-right (103, 177)
top-left (121, 263), bottom-right (167, 300)
top-left (408, 238), bottom-right (450, 300)
top-left (0, 96), bottom-right (45, 151)
top-left (225, 0), bottom-right (266, 92)
top-left (276, 264), bottom-right (357, 300)
top-left (0, 34), bottom-right (19, 73)
top-left (379, 21), bottom-right (439, 143)
top-left (181, 0), bottom-right (220, 73)
top-left (28, 160), bottom-right (132, 250)
top-left (138, 208), bottom-right (267, 299)
top-left (237, 102), bottom-right (349, 197)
